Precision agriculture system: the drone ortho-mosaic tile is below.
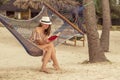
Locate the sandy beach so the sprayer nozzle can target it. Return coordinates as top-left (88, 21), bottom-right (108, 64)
top-left (0, 26), bottom-right (120, 80)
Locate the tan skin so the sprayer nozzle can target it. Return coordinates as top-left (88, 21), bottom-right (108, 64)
top-left (30, 23), bottom-right (60, 73)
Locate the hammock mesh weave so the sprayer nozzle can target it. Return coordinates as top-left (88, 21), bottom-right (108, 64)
top-left (0, 4), bottom-right (83, 56)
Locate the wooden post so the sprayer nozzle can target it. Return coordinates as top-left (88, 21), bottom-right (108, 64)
top-left (83, 35), bottom-right (85, 47)
top-left (74, 36), bottom-right (77, 46)
top-left (29, 8), bottom-right (31, 19)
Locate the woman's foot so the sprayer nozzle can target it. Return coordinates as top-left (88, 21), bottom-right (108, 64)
top-left (40, 68), bottom-right (51, 74)
top-left (53, 64), bottom-right (60, 70)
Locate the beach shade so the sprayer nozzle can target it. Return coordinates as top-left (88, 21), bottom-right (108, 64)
top-left (13, 0), bottom-right (79, 11)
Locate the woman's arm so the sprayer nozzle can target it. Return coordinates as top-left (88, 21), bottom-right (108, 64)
top-left (29, 29), bottom-right (43, 44)
top-left (46, 32), bottom-right (61, 43)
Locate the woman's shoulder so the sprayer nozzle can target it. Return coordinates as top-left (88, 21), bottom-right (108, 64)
top-left (34, 27), bottom-right (41, 31)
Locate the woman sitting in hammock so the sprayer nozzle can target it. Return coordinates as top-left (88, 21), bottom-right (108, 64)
top-left (30, 16), bottom-right (60, 73)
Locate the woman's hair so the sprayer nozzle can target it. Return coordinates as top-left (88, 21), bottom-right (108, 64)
top-left (38, 23), bottom-right (51, 36)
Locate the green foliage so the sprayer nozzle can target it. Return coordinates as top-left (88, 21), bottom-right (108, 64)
top-left (94, 0), bottom-right (102, 15)
top-left (76, 0), bottom-right (120, 18)
top-left (109, 0), bottom-right (120, 18)
top-left (0, 0), bottom-right (9, 6)
top-left (95, 0), bottom-right (120, 18)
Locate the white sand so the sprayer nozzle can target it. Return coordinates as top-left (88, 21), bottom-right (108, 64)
top-left (0, 27), bottom-right (120, 80)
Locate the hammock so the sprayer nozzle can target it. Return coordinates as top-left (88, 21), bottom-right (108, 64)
top-left (0, 3), bottom-right (84, 57)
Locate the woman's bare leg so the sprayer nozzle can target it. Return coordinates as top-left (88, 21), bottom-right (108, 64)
top-left (51, 50), bottom-right (60, 70)
top-left (41, 47), bottom-right (52, 73)
top-left (38, 44), bottom-right (50, 62)
top-left (39, 43), bottom-right (60, 72)
top-left (50, 44), bottom-right (60, 70)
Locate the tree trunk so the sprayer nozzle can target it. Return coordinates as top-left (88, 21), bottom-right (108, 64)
top-left (83, 0), bottom-right (108, 62)
top-left (100, 0), bottom-right (111, 52)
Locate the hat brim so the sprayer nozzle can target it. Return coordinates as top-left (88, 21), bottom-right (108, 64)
top-left (40, 20), bottom-right (52, 25)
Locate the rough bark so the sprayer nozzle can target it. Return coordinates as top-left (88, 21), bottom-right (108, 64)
top-left (83, 0), bottom-right (108, 62)
top-left (100, 0), bottom-right (112, 52)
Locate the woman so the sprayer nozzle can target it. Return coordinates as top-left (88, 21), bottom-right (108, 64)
top-left (30, 16), bottom-right (60, 73)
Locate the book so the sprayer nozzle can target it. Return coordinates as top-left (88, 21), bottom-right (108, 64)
top-left (48, 35), bottom-right (58, 41)
top-left (48, 32), bottom-right (61, 41)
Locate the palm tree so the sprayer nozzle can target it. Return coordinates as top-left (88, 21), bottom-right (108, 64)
top-left (95, 0), bottom-right (118, 52)
top-left (83, 0), bottom-right (108, 62)
top-left (100, 0), bottom-right (112, 52)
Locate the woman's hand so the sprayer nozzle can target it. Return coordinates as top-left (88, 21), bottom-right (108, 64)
top-left (56, 32), bottom-right (61, 36)
top-left (46, 39), bottom-right (50, 43)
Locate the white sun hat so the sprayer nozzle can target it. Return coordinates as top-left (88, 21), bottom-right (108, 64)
top-left (39, 16), bottom-right (52, 25)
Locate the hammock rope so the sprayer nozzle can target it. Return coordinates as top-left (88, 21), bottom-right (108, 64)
top-left (0, 16), bottom-right (43, 56)
top-left (0, 3), bottom-right (84, 57)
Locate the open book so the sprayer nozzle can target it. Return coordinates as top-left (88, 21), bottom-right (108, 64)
top-left (48, 35), bottom-right (58, 41)
top-left (48, 32), bottom-right (60, 41)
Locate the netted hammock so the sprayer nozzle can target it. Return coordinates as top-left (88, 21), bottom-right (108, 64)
top-left (0, 3), bottom-right (84, 57)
